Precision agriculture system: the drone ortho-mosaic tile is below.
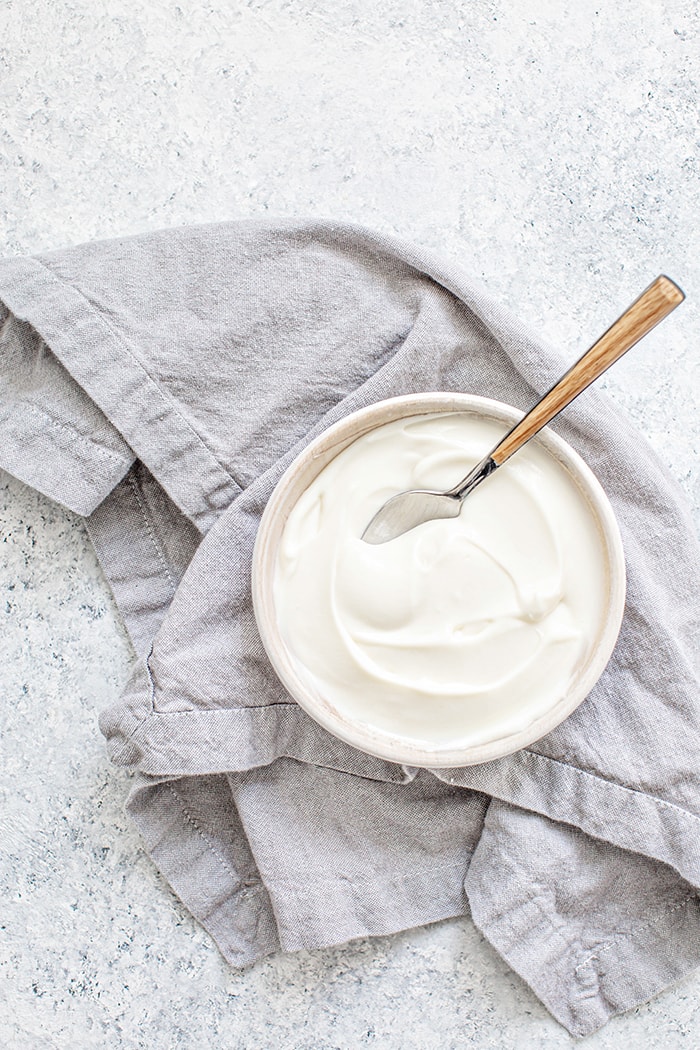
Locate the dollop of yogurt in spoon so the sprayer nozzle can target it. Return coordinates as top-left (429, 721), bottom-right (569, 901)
top-left (273, 412), bottom-right (608, 748)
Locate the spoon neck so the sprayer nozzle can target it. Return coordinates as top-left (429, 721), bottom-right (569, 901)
top-left (448, 455), bottom-right (498, 502)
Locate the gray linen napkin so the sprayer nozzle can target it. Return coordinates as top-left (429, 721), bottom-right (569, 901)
top-left (1, 220), bottom-right (699, 1038)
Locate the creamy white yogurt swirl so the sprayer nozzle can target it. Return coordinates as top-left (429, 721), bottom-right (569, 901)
top-left (273, 412), bottom-right (608, 748)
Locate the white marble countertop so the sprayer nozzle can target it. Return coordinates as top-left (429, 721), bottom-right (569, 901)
top-left (2, 2), bottom-right (699, 1046)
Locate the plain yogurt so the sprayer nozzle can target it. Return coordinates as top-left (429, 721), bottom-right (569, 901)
top-left (273, 411), bottom-right (609, 748)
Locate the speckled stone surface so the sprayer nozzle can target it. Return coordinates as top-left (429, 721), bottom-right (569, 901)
top-left (1, 1), bottom-right (699, 1047)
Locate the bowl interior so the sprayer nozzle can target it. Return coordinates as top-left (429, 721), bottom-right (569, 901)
top-left (252, 393), bottom-right (626, 767)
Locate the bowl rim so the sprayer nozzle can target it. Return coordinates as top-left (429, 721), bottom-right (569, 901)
top-left (252, 392), bottom-right (626, 768)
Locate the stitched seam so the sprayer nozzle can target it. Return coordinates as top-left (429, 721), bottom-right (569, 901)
top-left (4, 402), bottom-right (131, 467)
top-left (573, 940), bottom-right (615, 976)
top-left (523, 748), bottom-right (700, 829)
top-left (117, 707), bottom-right (700, 824)
top-left (106, 644), bottom-right (156, 751)
top-left (143, 643), bottom-right (157, 716)
top-left (32, 258), bottom-right (240, 487)
top-left (573, 893), bottom-right (700, 976)
top-left (281, 863), bottom-right (468, 885)
top-left (128, 472), bottom-right (177, 593)
top-left (133, 702), bottom-right (301, 720)
top-left (514, 886), bottom-right (577, 960)
top-left (168, 783), bottom-right (259, 895)
top-left (106, 702), bottom-right (303, 764)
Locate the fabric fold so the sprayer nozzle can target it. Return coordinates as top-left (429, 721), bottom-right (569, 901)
top-left (126, 773), bottom-right (280, 968)
top-left (466, 801), bottom-right (700, 1037)
top-left (0, 252), bottom-right (240, 531)
top-left (86, 462), bottom-right (201, 655)
top-left (0, 303), bottom-right (134, 514)
top-left (437, 747), bottom-right (700, 892)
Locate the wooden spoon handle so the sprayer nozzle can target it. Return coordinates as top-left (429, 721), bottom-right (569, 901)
top-left (490, 275), bottom-right (685, 466)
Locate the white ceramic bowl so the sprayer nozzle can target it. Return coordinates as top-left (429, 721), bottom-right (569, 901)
top-left (252, 393), bottom-right (626, 767)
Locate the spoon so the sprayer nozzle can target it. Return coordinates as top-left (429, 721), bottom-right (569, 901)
top-left (362, 275), bottom-right (684, 545)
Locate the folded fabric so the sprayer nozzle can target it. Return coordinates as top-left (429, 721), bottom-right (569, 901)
top-left (1, 219), bottom-right (698, 1038)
